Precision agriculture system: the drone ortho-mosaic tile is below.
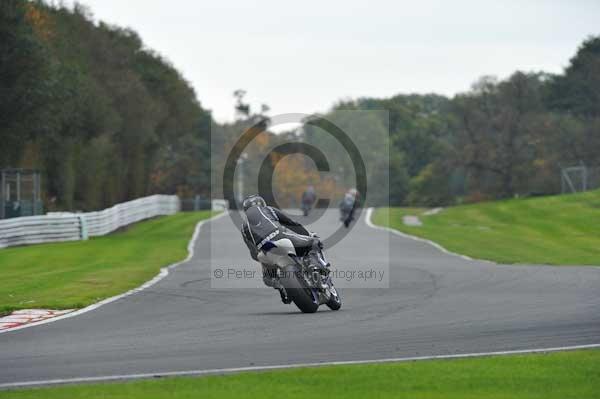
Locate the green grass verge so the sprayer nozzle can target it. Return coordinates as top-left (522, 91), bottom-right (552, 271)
top-left (373, 190), bottom-right (600, 265)
top-left (1, 350), bottom-right (598, 398)
top-left (0, 211), bottom-right (215, 313)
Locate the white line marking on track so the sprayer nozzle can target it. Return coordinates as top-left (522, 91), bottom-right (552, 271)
top-left (3, 208), bottom-right (598, 388)
top-left (364, 207), bottom-right (492, 263)
top-left (365, 207), bottom-right (600, 270)
top-left (0, 211), bottom-right (229, 335)
top-left (1, 343), bottom-right (599, 389)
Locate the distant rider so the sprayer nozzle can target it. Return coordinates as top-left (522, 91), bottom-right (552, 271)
top-left (339, 188), bottom-right (359, 227)
top-left (301, 185), bottom-right (316, 206)
top-left (240, 194), bottom-right (321, 304)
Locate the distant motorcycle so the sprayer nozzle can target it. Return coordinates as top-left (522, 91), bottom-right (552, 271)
top-left (301, 200), bottom-right (312, 217)
top-left (339, 193), bottom-right (356, 228)
top-left (340, 207), bottom-right (353, 228)
top-left (300, 188), bottom-right (316, 217)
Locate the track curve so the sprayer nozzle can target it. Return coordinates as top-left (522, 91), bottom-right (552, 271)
top-left (1, 209), bottom-right (599, 386)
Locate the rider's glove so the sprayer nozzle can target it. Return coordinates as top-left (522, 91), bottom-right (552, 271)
top-left (309, 232), bottom-right (323, 249)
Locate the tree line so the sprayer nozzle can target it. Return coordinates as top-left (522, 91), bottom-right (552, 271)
top-left (307, 36), bottom-right (600, 206)
top-left (1, 0), bottom-right (598, 211)
top-left (1, 0), bottom-right (211, 211)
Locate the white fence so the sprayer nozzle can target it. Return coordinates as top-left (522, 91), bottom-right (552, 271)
top-left (0, 195), bottom-right (180, 249)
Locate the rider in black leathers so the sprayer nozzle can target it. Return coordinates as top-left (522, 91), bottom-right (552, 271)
top-left (240, 194), bottom-right (319, 303)
top-left (339, 188), bottom-right (360, 227)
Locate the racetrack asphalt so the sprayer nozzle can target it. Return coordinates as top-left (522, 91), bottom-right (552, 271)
top-left (0, 209), bottom-right (599, 387)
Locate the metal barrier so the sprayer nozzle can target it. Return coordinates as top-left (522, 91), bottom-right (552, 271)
top-left (0, 195), bottom-right (180, 249)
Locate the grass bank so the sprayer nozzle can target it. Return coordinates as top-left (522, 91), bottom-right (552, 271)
top-left (0, 211), bottom-right (215, 313)
top-left (373, 190), bottom-right (600, 265)
top-left (1, 350), bottom-right (598, 398)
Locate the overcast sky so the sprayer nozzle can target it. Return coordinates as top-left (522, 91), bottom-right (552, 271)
top-left (67, 0), bottom-right (599, 124)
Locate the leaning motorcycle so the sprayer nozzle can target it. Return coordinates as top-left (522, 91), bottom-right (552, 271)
top-left (340, 207), bottom-right (354, 228)
top-left (259, 234), bottom-right (342, 313)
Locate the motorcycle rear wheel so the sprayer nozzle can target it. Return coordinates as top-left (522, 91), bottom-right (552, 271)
top-left (280, 265), bottom-right (319, 313)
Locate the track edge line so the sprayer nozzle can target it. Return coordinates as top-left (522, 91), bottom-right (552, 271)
top-left (2, 343), bottom-right (599, 389)
top-left (364, 207), bottom-right (492, 263)
top-left (0, 211), bottom-right (229, 335)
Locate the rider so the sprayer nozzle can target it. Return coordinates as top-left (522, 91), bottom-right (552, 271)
top-left (240, 194), bottom-right (320, 304)
top-left (339, 188), bottom-right (359, 224)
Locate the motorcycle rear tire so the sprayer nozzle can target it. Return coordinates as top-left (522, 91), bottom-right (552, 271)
top-left (280, 265), bottom-right (319, 313)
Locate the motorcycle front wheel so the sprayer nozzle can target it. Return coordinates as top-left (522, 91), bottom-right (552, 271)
top-left (326, 285), bottom-right (342, 310)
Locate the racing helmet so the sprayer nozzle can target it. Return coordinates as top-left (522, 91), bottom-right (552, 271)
top-left (242, 194), bottom-right (266, 211)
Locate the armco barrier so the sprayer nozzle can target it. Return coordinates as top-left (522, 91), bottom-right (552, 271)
top-left (0, 195), bottom-right (180, 249)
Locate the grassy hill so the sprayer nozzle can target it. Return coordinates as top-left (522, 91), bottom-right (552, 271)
top-left (0, 212), bottom-right (215, 314)
top-left (373, 190), bottom-right (600, 265)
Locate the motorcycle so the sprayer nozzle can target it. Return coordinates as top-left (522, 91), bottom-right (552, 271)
top-left (339, 194), bottom-right (356, 228)
top-left (258, 233), bottom-right (342, 313)
top-left (340, 206), bottom-right (354, 228)
top-left (301, 200), bottom-right (313, 217)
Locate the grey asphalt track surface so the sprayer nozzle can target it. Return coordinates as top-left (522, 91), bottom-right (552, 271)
top-left (1, 209), bottom-right (599, 386)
